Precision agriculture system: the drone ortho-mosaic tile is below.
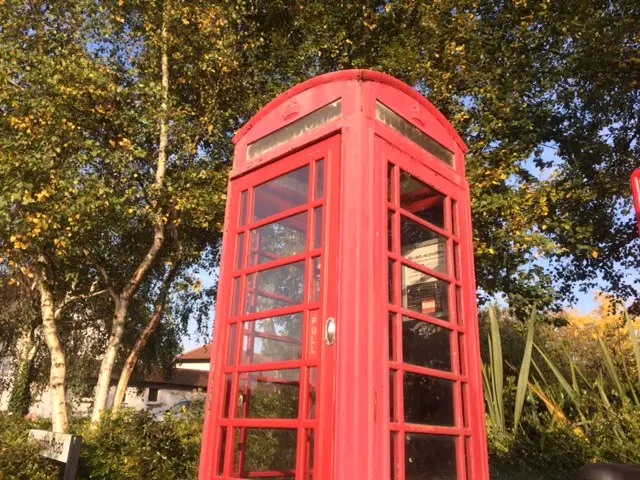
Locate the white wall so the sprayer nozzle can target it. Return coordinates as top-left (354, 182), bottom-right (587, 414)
top-left (1, 383), bottom-right (205, 419)
top-left (175, 362), bottom-right (210, 371)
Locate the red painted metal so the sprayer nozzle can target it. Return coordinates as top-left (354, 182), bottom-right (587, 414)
top-left (632, 169), bottom-right (640, 236)
top-left (200, 70), bottom-right (489, 480)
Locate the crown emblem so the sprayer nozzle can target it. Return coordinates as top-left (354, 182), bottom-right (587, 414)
top-left (409, 103), bottom-right (426, 126)
top-left (282, 101), bottom-right (301, 121)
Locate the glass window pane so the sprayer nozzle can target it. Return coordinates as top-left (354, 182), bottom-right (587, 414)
top-left (388, 211), bottom-right (395, 252)
top-left (246, 261), bottom-right (305, 313)
top-left (402, 316), bottom-right (452, 371)
top-left (232, 277), bottom-right (241, 316)
top-left (403, 373), bottom-right (455, 426)
top-left (253, 166), bottom-right (309, 222)
top-left (388, 163), bottom-right (395, 203)
top-left (388, 259), bottom-right (396, 305)
top-left (237, 369), bottom-right (300, 419)
top-left (217, 427), bottom-right (227, 475)
top-left (314, 207), bottom-right (323, 249)
top-left (402, 264), bottom-right (450, 320)
top-left (400, 170), bottom-right (446, 229)
top-left (236, 233), bottom-right (245, 270)
top-left (390, 432), bottom-right (397, 480)
top-left (306, 429), bottom-right (315, 479)
top-left (389, 312), bottom-right (395, 360)
top-left (404, 433), bottom-right (457, 479)
top-left (250, 212), bottom-right (308, 265)
top-left (377, 102), bottom-right (455, 168)
top-left (453, 243), bottom-right (461, 281)
top-left (307, 367), bottom-right (317, 419)
top-left (315, 160), bottom-right (324, 200)
top-left (452, 200), bottom-right (459, 236)
top-left (227, 324), bottom-right (237, 365)
top-left (401, 216), bottom-right (448, 275)
top-left (456, 287), bottom-right (463, 325)
top-left (390, 370), bottom-right (397, 422)
top-left (312, 257), bottom-right (321, 302)
top-left (233, 428), bottom-right (297, 474)
top-left (222, 374), bottom-right (232, 418)
top-left (240, 191), bottom-right (248, 226)
top-left (241, 313), bottom-right (303, 364)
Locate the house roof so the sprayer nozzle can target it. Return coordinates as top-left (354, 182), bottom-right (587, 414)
top-left (176, 344), bottom-right (212, 362)
top-left (141, 367), bottom-right (209, 389)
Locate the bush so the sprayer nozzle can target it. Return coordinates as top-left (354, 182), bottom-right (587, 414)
top-left (76, 409), bottom-right (202, 480)
top-left (0, 413), bottom-right (60, 480)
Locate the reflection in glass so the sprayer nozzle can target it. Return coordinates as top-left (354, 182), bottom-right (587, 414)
top-left (306, 429), bottom-right (315, 479)
top-left (253, 166), bottom-right (309, 222)
top-left (390, 432), bottom-right (397, 480)
top-left (227, 324), bottom-right (237, 365)
top-left (388, 163), bottom-right (395, 203)
top-left (388, 211), bottom-right (395, 251)
top-left (390, 370), bottom-right (396, 422)
top-left (236, 233), bottom-right (245, 270)
top-left (456, 287), bottom-right (463, 325)
top-left (388, 260), bottom-right (396, 304)
top-left (217, 427), bottom-right (227, 475)
top-left (250, 212), bottom-right (308, 265)
top-left (233, 428), bottom-right (297, 475)
top-left (241, 313), bottom-right (303, 364)
top-left (404, 433), bottom-right (457, 479)
top-left (452, 200), bottom-right (459, 236)
top-left (246, 261), bottom-right (305, 313)
top-left (403, 373), bottom-right (455, 426)
top-left (307, 367), bottom-right (317, 419)
top-left (240, 191), bottom-right (248, 226)
top-left (237, 369), bottom-right (300, 419)
top-left (314, 207), bottom-right (323, 249)
top-left (389, 313), bottom-right (395, 360)
top-left (401, 215), bottom-right (448, 275)
top-left (222, 374), bottom-right (232, 418)
top-left (401, 265), bottom-right (450, 320)
top-left (399, 170), bottom-right (446, 229)
top-left (232, 277), bottom-right (241, 316)
top-left (376, 102), bottom-right (455, 167)
top-left (312, 257), bottom-right (321, 302)
top-left (453, 242), bottom-right (460, 281)
top-left (402, 316), bottom-right (451, 371)
top-left (315, 160), bottom-right (325, 200)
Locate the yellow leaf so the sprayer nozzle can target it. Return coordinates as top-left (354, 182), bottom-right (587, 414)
top-left (591, 251), bottom-right (599, 259)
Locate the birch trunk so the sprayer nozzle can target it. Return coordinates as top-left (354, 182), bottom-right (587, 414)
top-left (112, 291), bottom-right (168, 410)
top-left (90, 0), bottom-right (170, 423)
top-left (38, 280), bottom-right (69, 433)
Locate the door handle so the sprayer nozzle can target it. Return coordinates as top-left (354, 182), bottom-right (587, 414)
top-left (325, 317), bottom-right (336, 346)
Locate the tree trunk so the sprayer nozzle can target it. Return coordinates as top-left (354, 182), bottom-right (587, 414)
top-left (112, 289), bottom-right (169, 411)
top-left (91, 0), bottom-right (171, 423)
top-left (38, 280), bottom-right (69, 433)
top-left (91, 299), bottom-right (128, 423)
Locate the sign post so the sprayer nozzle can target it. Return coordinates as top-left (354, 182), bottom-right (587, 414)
top-left (29, 429), bottom-right (82, 480)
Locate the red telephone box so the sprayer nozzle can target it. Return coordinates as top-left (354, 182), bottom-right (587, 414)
top-left (199, 70), bottom-right (489, 480)
top-left (632, 169), bottom-right (640, 236)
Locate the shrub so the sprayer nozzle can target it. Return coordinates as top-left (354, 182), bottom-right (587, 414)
top-left (76, 409), bottom-right (202, 480)
top-left (0, 413), bottom-right (60, 480)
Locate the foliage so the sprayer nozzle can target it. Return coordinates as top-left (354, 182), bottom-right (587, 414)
top-left (0, 413), bottom-right (59, 480)
top-left (77, 409), bottom-right (202, 479)
top-left (481, 298), bottom-right (640, 477)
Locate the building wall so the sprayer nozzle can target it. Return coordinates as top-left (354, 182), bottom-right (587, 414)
top-left (175, 361), bottom-right (210, 371)
top-left (1, 383), bottom-right (205, 419)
